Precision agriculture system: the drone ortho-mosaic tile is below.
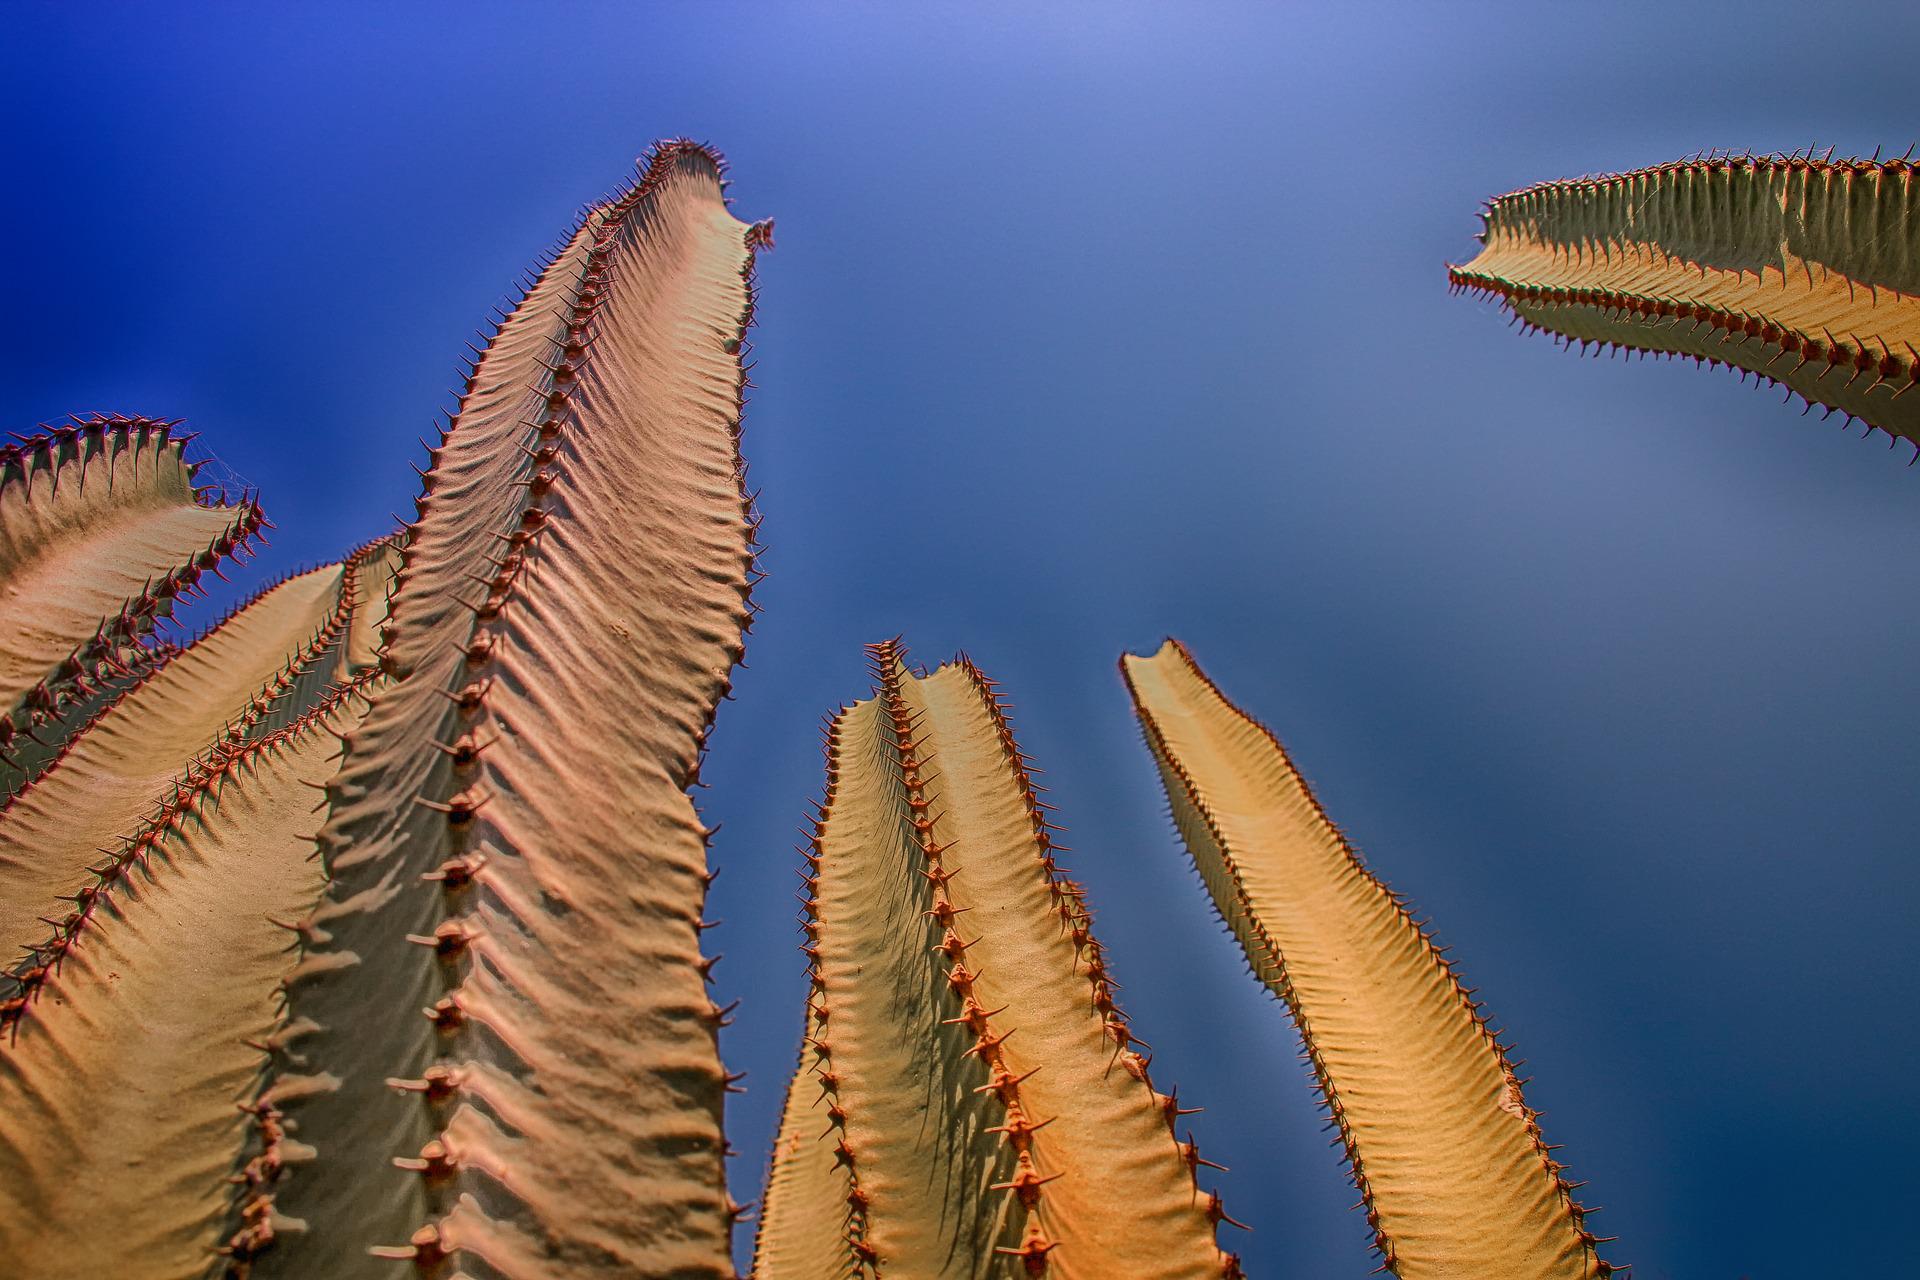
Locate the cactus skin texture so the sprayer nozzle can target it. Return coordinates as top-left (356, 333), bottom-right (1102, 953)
top-left (1121, 639), bottom-right (1614, 1280)
top-left (753, 641), bottom-right (1240, 1280)
top-left (0, 414), bottom-right (264, 780)
top-left (243, 141), bottom-right (764, 1279)
top-left (1448, 150), bottom-right (1920, 452)
top-left (0, 679), bottom-right (377, 1280)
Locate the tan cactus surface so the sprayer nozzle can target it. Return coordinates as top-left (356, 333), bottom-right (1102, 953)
top-left (0, 558), bottom-right (357, 963)
top-left (1448, 151), bottom-right (1920, 448)
top-left (0, 681), bottom-right (375, 1280)
top-left (1122, 639), bottom-right (1611, 1279)
top-left (0, 414), bottom-right (261, 756)
top-left (755, 642), bottom-right (1237, 1280)
top-left (245, 142), bottom-right (764, 1278)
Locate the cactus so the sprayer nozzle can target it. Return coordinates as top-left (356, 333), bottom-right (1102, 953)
top-left (0, 139), bottom-right (767, 1280)
top-left (753, 641), bottom-right (1241, 1280)
top-left (1121, 638), bottom-right (1614, 1279)
top-left (1448, 149), bottom-right (1920, 451)
top-left (3, 134), bottom-right (1663, 1280)
top-left (235, 140), bottom-right (765, 1278)
top-left (0, 679), bottom-right (377, 1277)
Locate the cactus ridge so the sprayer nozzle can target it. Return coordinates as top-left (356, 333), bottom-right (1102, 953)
top-left (257, 140), bottom-right (761, 1278)
top-left (0, 636), bottom-right (180, 801)
top-left (1123, 639), bottom-right (1617, 1279)
top-left (0, 674), bottom-right (377, 1279)
top-left (0, 412), bottom-right (266, 765)
top-left (1449, 149), bottom-right (1920, 451)
top-left (0, 559), bottom-right (357, 967)
top-left (755, 641), bottom-right (1237, 1279)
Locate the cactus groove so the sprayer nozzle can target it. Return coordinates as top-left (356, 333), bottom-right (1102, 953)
top-left (1449, 149), bottom-right (1920, 451)
top-left (244, 141), bottom-right (765, 1278)
top-left (755, 641), bottom-right (1239, 1280)
top-left (1122, 639), bottom-right (1614, 1279)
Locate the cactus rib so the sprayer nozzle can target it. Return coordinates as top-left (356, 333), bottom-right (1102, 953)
top-left (1449, 150), bottom-right (1920, 451)
top-left (756, 642), bottom-right (1236, 1279)
top-left (0, 675), bottom-right (377, 1280)
top-left (1122, 639), bottom-right (1613, 1279)
top-left (256, 141), bottom-right (762, 1278)
top-left (0, 559), bottom-right (357, 965)
top-left (0, 413), bottom-right (264, 761)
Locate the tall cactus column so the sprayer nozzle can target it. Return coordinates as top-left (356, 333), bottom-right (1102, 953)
top-left (241, 142), bottom-right (768, 1279)
top-left (1123, 639), bottom-right (1616, 1280)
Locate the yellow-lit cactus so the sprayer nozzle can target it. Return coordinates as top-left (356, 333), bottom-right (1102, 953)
top-left (1449, 149), bottom-right (1920, 452)
top-left (755, 641), bottom-right (1241, 1279)
top-left (1123, 639), bottom-right (1615, 1279)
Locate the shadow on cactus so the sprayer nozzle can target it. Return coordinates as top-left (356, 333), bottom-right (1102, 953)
top-left (0, 139), bottom-right (1643, 1280)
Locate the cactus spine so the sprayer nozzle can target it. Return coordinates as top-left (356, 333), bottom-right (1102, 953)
top-left (755, 641), bottom-right (1239, 1279)
top-left (1122, 639), bottom-right (1613, 1279)
top-left (1449, 150), bottom-right (1920, 450)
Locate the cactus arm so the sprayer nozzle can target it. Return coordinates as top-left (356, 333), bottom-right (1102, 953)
top-left (0, 560), bottom-right (353, 961)
top-left (780, 684), bottom-right (1010, 1276)
top-left (0, 415), bottom-right (262, 752)
top-left (757, 644), bottom-right (1235, 1279)
top-left (0, 679), bottom-right (374, 1279)
top-left (1449, 153), bottom-right (1920, 450)
top-left (248, 204), bottom-right (610, 1274)
top-left (908, 657), bottom-right (1234, 1278)
top-left (1122, 640), bottom-right (1611, 1279)
top-left (258, 143), bottom-right (760, 1278)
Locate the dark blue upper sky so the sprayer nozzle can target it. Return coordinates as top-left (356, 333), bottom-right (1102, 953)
top-left (6, 4), bottom-right (1917, 1275)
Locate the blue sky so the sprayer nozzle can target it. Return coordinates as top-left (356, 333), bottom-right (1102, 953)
top-left (6, 4), bottom-right (1918, 1274)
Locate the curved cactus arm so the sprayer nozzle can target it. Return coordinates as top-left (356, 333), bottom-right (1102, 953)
top-left (1449, 151), bottom-right (1920, 451)
top-left (1121, 639), bottom-right (1614, 1280)
top-left (0, 559), bottom-right (356, 962)
top-left (0, 414), bottom-right (263, 755)
top-left (757, 642), bottom-right (1236, 1280)
top-left (255, 142), bottom-right (762, 1279)
top-left (0, 677), bottom-right (376, 1280)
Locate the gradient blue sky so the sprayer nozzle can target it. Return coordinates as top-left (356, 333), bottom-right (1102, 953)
top-left (6, 4), bottom-right (1918, 1275)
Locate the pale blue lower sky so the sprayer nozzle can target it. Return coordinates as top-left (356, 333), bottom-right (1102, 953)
top-left (6, 4), bottom-right (1917, 1275)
